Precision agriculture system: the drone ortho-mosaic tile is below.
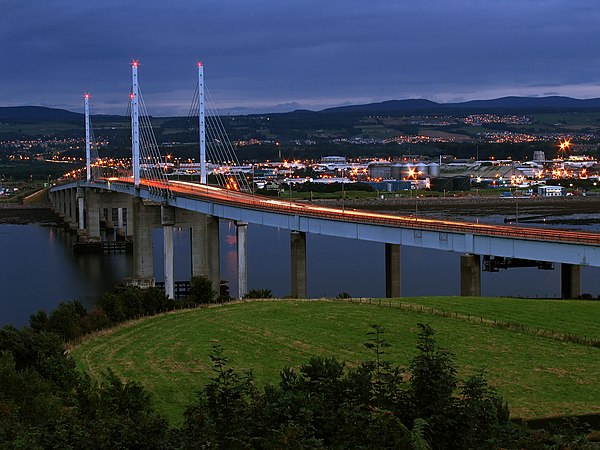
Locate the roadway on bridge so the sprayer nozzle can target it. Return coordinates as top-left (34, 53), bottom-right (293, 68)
top-left (119, 178), bottom-right (600, 247)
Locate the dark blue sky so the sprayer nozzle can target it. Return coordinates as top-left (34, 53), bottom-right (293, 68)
top-left (1, 0), bottom-right (599, 115)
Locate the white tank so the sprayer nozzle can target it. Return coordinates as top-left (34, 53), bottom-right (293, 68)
top-left (416, 162), bottom-right (428, 178)
top-left (428, 162), bottom-right (441, 178)
top-left (401, 163), bottom-right (414, 179)
top-left (391, 163), bottom-right (403, 180)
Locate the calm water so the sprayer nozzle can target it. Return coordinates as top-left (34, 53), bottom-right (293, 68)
top-left (2, 221), bottom-right (600, 328)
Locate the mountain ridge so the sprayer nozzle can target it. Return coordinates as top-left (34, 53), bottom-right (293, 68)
top-left (319, 96), bottom-right (600, 114)
top-left (2, 95), bottom-right (600, 121)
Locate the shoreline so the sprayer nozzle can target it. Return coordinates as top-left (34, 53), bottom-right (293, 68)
top-left (0, 203), bottom-right (59, 224)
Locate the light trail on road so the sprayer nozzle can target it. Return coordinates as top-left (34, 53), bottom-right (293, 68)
top-left (112, 178), bottom-right (600, 246)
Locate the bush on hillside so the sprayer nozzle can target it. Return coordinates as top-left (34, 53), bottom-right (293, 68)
top-left (189, 276), bottom-right (217, 304)
top-left (243, 288), bottom-right (273, 299)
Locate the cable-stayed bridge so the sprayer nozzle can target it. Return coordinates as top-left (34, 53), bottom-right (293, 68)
top-left (49, 61), bottom-right (600, 300)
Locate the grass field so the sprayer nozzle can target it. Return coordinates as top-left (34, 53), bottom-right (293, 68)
top-left (70, 298), bottom-right (600, 425)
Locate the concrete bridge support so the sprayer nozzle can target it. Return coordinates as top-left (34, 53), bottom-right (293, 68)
top-left (206, 215), bottom-right (221, 295)
top-left (161, 205), bottom-right (176, 299)
top-left (66, 188), bottom-right (78, 231)
top-left (104, 208), bottom-right (115, 233)
top-left (190, 215), bottom-right (209, 278)
top-left (460, 253), bottom-right (481, 296)
top-left (561, 263), bottom-right (581, 299)
top-left (236, 221), bottom-right (248, 299)
top-left (77, 189), bottom-right (85, 234)
top-left (116, 207), bottom-right (126, 240)
top-left (385, 243), bottom-right (401, 298)
top-left (132, 197), bottom-right (154, 284)
top-left (85, 191), bottom-right (101, 242)
top-left (291, 231), bottom-right (307, 298)
top-left (55, 190), bottom-right (65, 219)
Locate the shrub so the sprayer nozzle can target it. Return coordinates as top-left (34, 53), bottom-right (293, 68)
top-left (243, 288), bottom-right (273, 299)
top-left (189, 276), bottom-right (217, 304)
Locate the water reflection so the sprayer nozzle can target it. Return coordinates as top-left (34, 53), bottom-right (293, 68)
top-left (0, 224), bottom-right (132, 327)
top-left (2, 219), bottom-right (600, 329)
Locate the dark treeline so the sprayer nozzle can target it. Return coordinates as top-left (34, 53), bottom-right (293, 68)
top-left (1, 288), bottom-right (598, 448)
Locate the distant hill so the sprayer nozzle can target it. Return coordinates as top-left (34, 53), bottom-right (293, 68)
top-left (321, 96), bottom-right (600, 115)
top-left (320, 99), bottom-right (439, 114)
top-left (0, 106), bottom-right (83, 122)
top-left (4, 96), bottom-right (600, 123)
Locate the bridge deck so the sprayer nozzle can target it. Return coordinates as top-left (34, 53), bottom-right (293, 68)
top-left (50, 179), bottom-right (600, 267)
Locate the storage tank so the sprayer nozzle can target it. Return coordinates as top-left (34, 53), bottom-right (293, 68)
top-left (401, 163), bottom-right (414, 179)
top-left (427, 162), bottom-right (441, 178)
top-left (390, 163), bottom-right (403, 180)
top-left (416, 162), bottom-right (428, 178)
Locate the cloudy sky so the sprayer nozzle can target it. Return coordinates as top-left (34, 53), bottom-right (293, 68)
top-left (1, 0), bottom-right (599, 115)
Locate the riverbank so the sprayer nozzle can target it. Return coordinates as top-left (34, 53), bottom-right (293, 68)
top-left (0, 203), bottom-right (58, 224)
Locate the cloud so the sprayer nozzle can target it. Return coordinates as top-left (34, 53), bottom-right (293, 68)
top-left (1, 0), bottom-right (599, 115)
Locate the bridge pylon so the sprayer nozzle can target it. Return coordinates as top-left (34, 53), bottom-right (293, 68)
top-left (198, 62), bottom-right (206, 184)
top-left (131, 60), bottom-right (140, 187)
top-left (84, 93), bottom-right (91, 181)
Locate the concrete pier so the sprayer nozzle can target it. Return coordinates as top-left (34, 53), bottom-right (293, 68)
top-left (561, 263), bottom-right (581, 299)
top-left (77, 195), bottom-right (85, 232)
top-left (206, 215), bottom-right (220, 294)
top-left (116, 207), bottom-right (126, 240)
top-left (236, 221), bottom-right (248, 299)
top-left (132, 197), bottom-right (154, 284)
top-left (291, 231), bottom-right (307, 298)
top-left (161, 205), bottom-right (176, 299)
top-left (66, 189), bottom-right (78, 231)
top-left (104, 207), bottom-right (115, 232)
top-left (190, 215), bottom-right (209, 278)
top-left (385, 243), bottom-right (401, 298)
top-left (85, 191), bottom-right (101, 241)
top-left (460, 253), bottom-right (481, 296)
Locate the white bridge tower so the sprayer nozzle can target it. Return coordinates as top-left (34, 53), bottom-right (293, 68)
top-left (198, 62), bottom-right (206, 184)
top-left (131, 60), bottom-right (140, 187)
top-left (84, 93), bottom-right (91, 181)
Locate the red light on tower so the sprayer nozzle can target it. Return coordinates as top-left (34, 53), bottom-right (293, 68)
top-left (83, 93), bottom-right (90, 99)
top-left (197, 61), bottom-right (203, 67)
top-left (132, 59), bottom-right (139, 68)
top-left (129, 93), bottom-right (135, 100)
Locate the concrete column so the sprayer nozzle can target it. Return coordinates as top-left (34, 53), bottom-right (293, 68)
top-left (190, 214), bottom-right (209, 278)
top-left (56, 190), bottom-right (65, 219)
top-left (99, 207), bottom-right (107, 230)
top-left (236, 221), bottom-right (248, 299)
top-left (60, 189), bottom-right (69, 219)
top-left (105, 208), bottom-right (115, 231)
top-left (64, 189), bottom-right (71, 221)
top-left (132, 197), bottom-right (154, 282)
top-left (67, 189), bottom-right (77, 230)
top-left (65, 189), bottom-right (71, 221)
top-left (161, 205), bottom-right (176, 299)
top-left (460, 254), bottom-right (481, 296)
top-left (76, 188), bottom-right (85, 232)
top-left (206, 215), bottom-right (220, 294)
top-left (385, 243), bottom-right (401, 298)
top-left (561, 263), bottom-right (581, 299)
top-left (85, 191), bottom-right (101, 242)
top-left (116, 207), bottom-right (126, 240)
top-left (125, 207), bottom-right (134, 240)
top-left (77, 197), bottom-right (85, 230)
top-left (291, 231), bottom-right (307, 298)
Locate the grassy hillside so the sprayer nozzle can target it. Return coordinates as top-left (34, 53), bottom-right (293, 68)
top-left (70, 298), bottom-right (600, 425)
